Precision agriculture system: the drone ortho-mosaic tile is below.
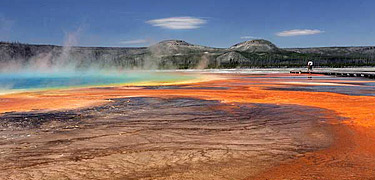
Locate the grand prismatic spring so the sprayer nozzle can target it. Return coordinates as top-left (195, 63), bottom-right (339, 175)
top-left (0, 69), bottom-right (375, 179)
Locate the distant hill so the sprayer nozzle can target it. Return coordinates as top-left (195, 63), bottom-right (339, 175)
top-left (230, 39), bottom-right (280, 53)
top-left (148, 40), bottom-right (221, 55)
top-left (1, 40), bottom-right (375, 70)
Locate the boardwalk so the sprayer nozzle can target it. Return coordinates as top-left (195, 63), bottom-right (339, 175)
top-left (290, 70), bottom-right (375, 79)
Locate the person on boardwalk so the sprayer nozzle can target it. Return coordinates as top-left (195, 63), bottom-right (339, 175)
top-left (307, 61), bottom-right (313, 72)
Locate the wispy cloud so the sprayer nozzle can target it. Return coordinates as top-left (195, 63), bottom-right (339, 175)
top-left (146, 16), bottom-right (206, 30)
top-left (119, 39), bottom-right (148, 45)
top-left (276, 29), bottom-right (323, 37)
top-left (240, 36), bottom-right (260, 39)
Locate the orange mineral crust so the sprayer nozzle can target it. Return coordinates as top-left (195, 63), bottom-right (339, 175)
top-left (1, 73), bottom-right (374, 127)
top-left (248, 125), bottom-right (375, 180)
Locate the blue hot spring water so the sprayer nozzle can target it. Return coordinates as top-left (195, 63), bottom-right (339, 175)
top-left (0, 71), bottom-right (194, 94)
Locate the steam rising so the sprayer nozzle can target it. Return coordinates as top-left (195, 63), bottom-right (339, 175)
top-left (0, 31), bottom-right (214, 76)
top-left (195, 53), bottom-right (209, 69)
top-left (0, 28), bottom-right (86, 73)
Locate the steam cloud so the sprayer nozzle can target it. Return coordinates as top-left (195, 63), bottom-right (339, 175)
top-left (0, 29), bottom-right (211, 74)
top-left (0, 27), bottom-right (154, 73)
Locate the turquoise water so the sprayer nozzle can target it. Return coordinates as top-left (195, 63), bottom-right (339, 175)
top-left (0, 71), bottom-right (194, 94)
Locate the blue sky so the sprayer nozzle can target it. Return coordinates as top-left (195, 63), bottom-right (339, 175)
top-left (1, 0), bottom-right (374, 48)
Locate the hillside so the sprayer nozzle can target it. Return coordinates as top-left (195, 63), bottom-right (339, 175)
top-left (0, 41), bottom-right (148, 69)
top-left (286, 46), bottom-right (375, 57)
top-left (1, 40), bottom-right (375, 70)
top-left (230, 39), bottom-right (280, 53)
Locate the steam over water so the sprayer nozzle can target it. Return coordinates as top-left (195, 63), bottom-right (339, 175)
top-left (0, 71), bottom-right (194, 94)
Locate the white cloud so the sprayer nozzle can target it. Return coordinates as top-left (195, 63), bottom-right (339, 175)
top-left (276, 29), bottom-right (323, 37)
top-left (240, 36), bottom-right (259, 39)
top-left (119, 39), bottom-right (148, 45)
top-left (146, 16), bottom-right (206, 30)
